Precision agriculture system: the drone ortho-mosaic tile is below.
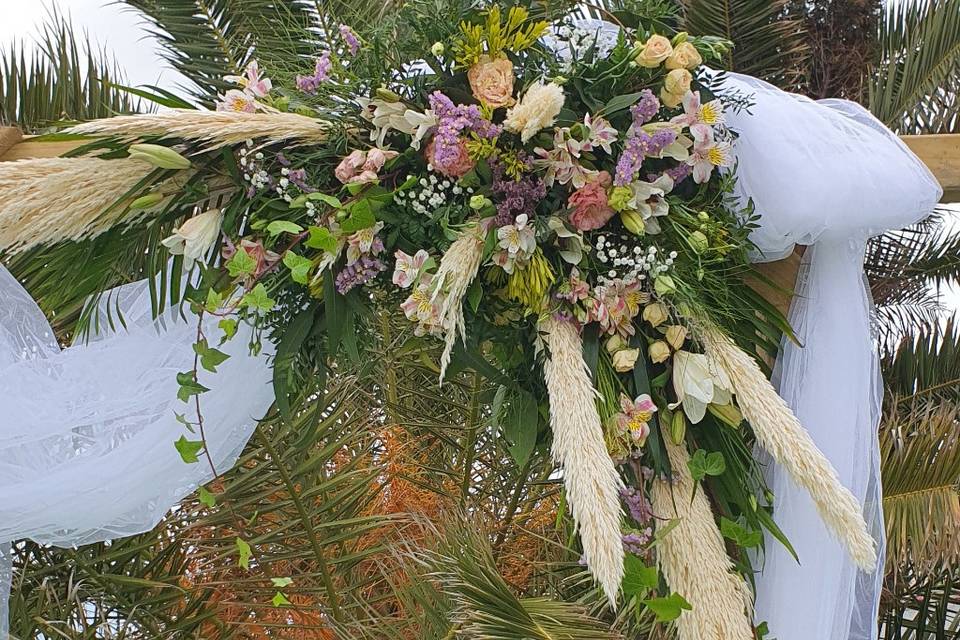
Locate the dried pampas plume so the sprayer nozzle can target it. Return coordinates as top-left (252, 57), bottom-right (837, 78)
top-left (0, 157), bottom-right (156, 252)
top-left (431, 223), bottom-right (485, 381)
top-left (702, 327), bottom-right (877, 570)
top-left (541, 316), bottom-right (624, 604)
top-left (68, 109), bottom-right (331, 151)
top-left (652, 439), bottom-right (755, 640)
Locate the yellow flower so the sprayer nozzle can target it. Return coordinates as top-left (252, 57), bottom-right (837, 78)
top-left (643, 302), bottom-right (669, 328)
top-left (467, 56), bottom-right (515, 108)
top-left (635, 34), bottom-right (673, 68)
top-left (612, 348), bottom-right (641, 372)
top-left (665, 41), bottom-right (703, 70)
top-left (649, 340), bottom-right (671, 364)
top-left (665, 325), bottom-right (688, 350)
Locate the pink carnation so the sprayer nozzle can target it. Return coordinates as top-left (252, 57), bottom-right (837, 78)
top-left (569, 171), bottom-right (614, 231)
top-left (426, 138), bottom-right (476, 179)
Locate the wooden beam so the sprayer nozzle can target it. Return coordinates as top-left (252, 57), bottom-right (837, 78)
top-left (902, 134), bottom-right (960, 203)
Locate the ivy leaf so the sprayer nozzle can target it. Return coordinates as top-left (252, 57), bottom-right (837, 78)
top-left (720, 517), bottom-right (764, 549)
top-left (687, 449), bottom-right (726, 484)
top-left (339, 201), bottom-right (376, 233)
top-left (226, 249), bottom-right (256, 278)
top-left (174, 412), bottom-right (195, 433)
top-left (218, 318), bottom-right (238, 343)
top-left (266, 220), bottom-right (304, 236)
top-left (241, 283), bottom-right (276, 313)
top-left (290, 192), bottom-right (341, 209)
top-left (642, 593), bottom-right (692, 622)
top-left (621, 554), bottom-right (659, 598)
top-left (236, 536), bottom-right (252, 569)
top-left (176, 371), bottom-right (209, 402)
top-left (272, 591), bottom-right (291, 607)
top-left (283, 251), bottom-right (313, 284)
top-left (198, 485), bottom-right (217, 508)
top-left (305, 226), bottom-right (338, 253)
top-left (271, 577), bottom-right (294, 588)
top-left (193, 339), bottom-right (231, 373)
top-left (174, 435), bottom-right (203, 464)
top-left (204, 288), bottom-right (222, 314)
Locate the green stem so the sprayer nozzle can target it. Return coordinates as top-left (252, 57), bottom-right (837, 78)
top-left (459, 372), bottom-right (481, 504)
top-left (493, 453), bottom-right (536, 549)
top-left (255, 426), bottom-right (343, 622)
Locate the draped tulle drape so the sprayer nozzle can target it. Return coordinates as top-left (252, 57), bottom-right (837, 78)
top-left (0, 267), bottom-right (275, 635)
top-left (721, 72), bottom-right (941, 640)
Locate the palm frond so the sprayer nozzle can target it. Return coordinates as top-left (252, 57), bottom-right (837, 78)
top-left (0, 11), bottom-right (142, 133)
top-left (679, 0), bottom-right (809, 88)
top-left (870, 0), bottom-right (960, 133)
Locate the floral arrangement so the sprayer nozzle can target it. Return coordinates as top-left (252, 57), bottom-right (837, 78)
top-left (0, 4), bottom-right (876, 636)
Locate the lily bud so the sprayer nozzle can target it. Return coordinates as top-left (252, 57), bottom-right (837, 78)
top-left (671, 409), bottom-right (687, 444)
top-left (708, 402), bottom-right (743, 428)
top-left (128, 144), bottom-right (191, 170)
top-left (649, 340), bottom-right (671, 364)
top-left (672, 31), bottom-right (689, 45)
top-left (689, 230), bottom-right (709, 254)
top-left (129, 191), bottom-right (165, 210)
top-left (621, 210), bottom-right (646, 235)
top-left (665, 325), bottom-right (688, 350)
top-left (375, 87), bottom-right (402, 102)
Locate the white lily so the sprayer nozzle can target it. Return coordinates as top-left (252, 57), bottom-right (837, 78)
top-left (403, 109), bottom-right (437, 150)
top-left (669, 350), bottom-right (734, 423)
top-left (357, 97), bottom-right (412, 146)
top-left (161, 208), bottom-right (223, 261)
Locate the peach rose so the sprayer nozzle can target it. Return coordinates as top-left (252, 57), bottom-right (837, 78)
top-left (467, 56), bottom-right (515, 108)
top-left (426, 138), bottom-right (476, 179)
top-left (665, 41), bottom-right (703, 70)
top-left (635, 35), bottom-right (673, 68)
top-left (660, 68), bottom-right (693, 108)
top-left (569, 171), bottom-right (615, 231)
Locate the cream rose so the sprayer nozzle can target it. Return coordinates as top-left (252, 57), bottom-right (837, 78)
top-left (612, 348), bottom-right (641, 372)
top-left (467, 56), bottom-right (515, 108)
top-left (649, 340), bottom-right (671, 364)
top-left (665, 41), bottom-right (703, 70)
top-left (660, 68), bottom-right (693, 108)
top-left (635, 35), bottom-right (673, 68)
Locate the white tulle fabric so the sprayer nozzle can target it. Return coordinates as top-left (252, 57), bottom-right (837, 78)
top-left (720, 72), bottom-right (941, 640)
top-left (0, 267), bottom-right (274, 634)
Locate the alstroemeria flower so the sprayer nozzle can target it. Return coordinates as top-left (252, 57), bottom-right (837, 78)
top-left (670, 350), bottom-right (734, 423)
top-left (346, 221), bottom-right (384, 265)
top-left (497, 213), bottom-right (536, 257)
top-left (615, 393), bottom-right (658, 446)
top-left (400, 274), bottom-right (445, 336)
top-left (216, 89), bottom-right (257, 113)
top-left (393, 249), bottom-right (429, 288)
top-left (672, 91), bottom-right (725, 140)
top-left (582, 113), bottom-right (619, 154)
top-left (688, 127), bottom-right (733, 184)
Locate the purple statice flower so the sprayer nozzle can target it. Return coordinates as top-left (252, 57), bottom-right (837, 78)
top-left (287, 168), bottom-right (315, 193)
top-left (276, 152), bottom-right (291, 167)
top-left (630, 89), bottom-right (660, 127)
top-left (296, 52), bottom-right (332, 94)
top-left (427, 91), bottom-right (501, 171)
top-left (665, 162), bottom-right (692, 184)
top-left (339, 24), bottom-right (360, 56)
top-left (491, 158), bottom-right (546, 226)
top-left (620, 485), bottom-right (654, 524)
top-left (622, 529), bottom-right (653, 554)
top-left (335, 254), bottom-right (386, 294)
top-left (614, 128), bottom-right (677, 186)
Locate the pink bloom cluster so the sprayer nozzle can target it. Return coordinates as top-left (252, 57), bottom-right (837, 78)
top-left (335, 148), bottom-right (398, 184)
top-left (569, 171), bottom-right (614, 231)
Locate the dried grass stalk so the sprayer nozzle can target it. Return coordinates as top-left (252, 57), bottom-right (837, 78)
top-left (651, 439), bottom-right (755, 640)
top-left (0, 157), bottom-right (155, 252)
top-left (68, 109), bottom-right (331, 150)
top-left (431, 223), bottom-right (485, 381)
top-left (541, 316), bottom-right (624, 604)
top-left (703, 327), bottom-right (877, 570)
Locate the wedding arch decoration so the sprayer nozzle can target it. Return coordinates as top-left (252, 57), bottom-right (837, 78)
top-left (0, 5), bottom-right (942, 639)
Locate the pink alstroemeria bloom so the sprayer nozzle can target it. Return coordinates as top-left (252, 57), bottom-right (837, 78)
top-left (688, 127), bottom-right (732, 184)
top-left (616, 393), bottom-right (658, 446)
top-left (582, 114), bottom-right (619, 155)
top-left (393, 249), bottom-right (429, 288)
top-left (216, 89), bottom-right (257, 113)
